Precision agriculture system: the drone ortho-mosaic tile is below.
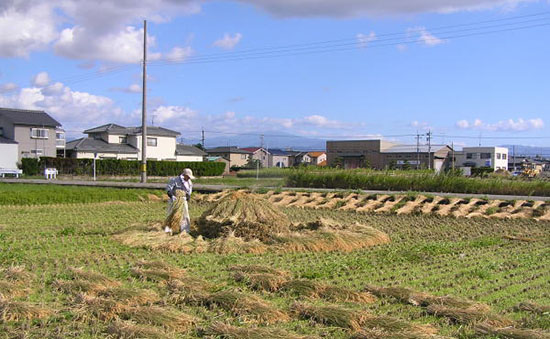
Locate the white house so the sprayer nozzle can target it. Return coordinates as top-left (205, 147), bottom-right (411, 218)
top-left (0, 136), bottom-right (19, 169)
top-left (66, 123), bottom-right (198, 162)
top-left (302, 151), bottom-right (327, 166)
top-left (456, 147), bottom-right (509, 171)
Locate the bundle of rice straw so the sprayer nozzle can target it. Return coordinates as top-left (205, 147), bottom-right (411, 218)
top-left (197, 192), bottom-right (290, 241)
top-left (164, 190), bottom-right (186, 234)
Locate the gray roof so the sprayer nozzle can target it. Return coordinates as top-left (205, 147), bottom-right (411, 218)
top-left (206, 146), bottom-right (252, 154)
top-left (0, 107), bottom-right (61, 127)
top-left (383, 144), bottom-right (450, 154)
top-left (84, 124), bottom-right (180, 137)
top-left (84, 123), bottom-right (127, 134)
top-left (269, 148), bottom-right (289, 156)
top-left (0, 136), bottom-right (18, 144)
top-left (176, 144), bottom-right (207, 156)
top-left (66, 137), bottom-right (139, 154)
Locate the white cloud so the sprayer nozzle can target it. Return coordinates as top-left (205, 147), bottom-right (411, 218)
top-left (408, 26), bottom-right (445, 46)
top-left (0, 79), bottom-right (124, 134)
top-left (0, 3), bottom-right (58, 57)
top-left (232, 0), bottom-right (534, 17)
top-left (410, 120), bottom-right (432, 130)
top-left (456, 118), bottom-right (545, 131)
top-left (356, 32), bottom-right (377, 47)
top-left (213, 33), bottom-right (243, 50)
top-left (32, 72), bottom-right (51, 87)
top-left (166, 46), bottom-right (193, 61)
top-left (0, 83), bottom-right (18, 93)
top-left (55, 25), bottom-right (162, 64)
top-left (110, 84), bottom-right (142, 93)
top-left (152, 105), bottom-right (197, 125)
top-left (0, 0), bottom-right (200, 62)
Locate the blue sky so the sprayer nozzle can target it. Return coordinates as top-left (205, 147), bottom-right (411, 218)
top-left (0, 0), bottom-right (549, 148)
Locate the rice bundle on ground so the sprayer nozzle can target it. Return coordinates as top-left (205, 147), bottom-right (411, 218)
top-left (515, 301), bottom-right (550, 315)
top-left (364, 285), bottom-right (490, 311)
top-left (74, 294), bottom-right (128, 322)
top-left (282, 279), bottom-right (376, 303)
top-left (120, 305), bottom-right (197, 332)
top-left (166, 277), bottom-right (212, 305)
top-left (114, 230), bottom-right (209, 254)
top-left (164, 190), bottom-right (186, 234)
top-left (292, 302), bottom-right (437, 336)
top-left (474, 323), bottom-right (550, 339)
top-left (426, 304), bottom-right (512, 327)
top-left (106, 320), bottom-right (169, 339)
top-left (131, 260), bottom-right (186, 282)
top-left (68, 267), bottom-right (121, 289)
top-left (205, 290), bottom-right (290, 324)
top-left (0, 280), bottom-right (28, 298)
top-left (1, 266), bottom-right (34, 282)
top-left (206, 322), bottom-right (314, 339)
top-left (96, 287), bottom-right (159, 305)
top-left (197, 192), bottom-right (290, 241)
top-left (0, 297), bottom-right (52, 322)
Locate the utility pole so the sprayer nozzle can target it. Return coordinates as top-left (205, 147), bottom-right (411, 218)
top-left (513, 145), bottom-right (516, 171)
top-left (140, 19), bottom-right (147, 183)
top-left (451, 141), bottom-right (455, 171)
top-left (416, 131), bottom-right (420, 170)
top-left (426, 130), bottom-right (432, 170)
top-left (201, 128), bottom-right (205, 148)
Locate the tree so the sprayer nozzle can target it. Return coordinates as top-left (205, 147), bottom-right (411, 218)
top-left (194, 143), bottom-right (205, 151)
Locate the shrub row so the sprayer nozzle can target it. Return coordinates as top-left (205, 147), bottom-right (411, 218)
top-left (286, 170), bottom-right (550, 197)
top-left (20, 157), bottom-right (225, 177)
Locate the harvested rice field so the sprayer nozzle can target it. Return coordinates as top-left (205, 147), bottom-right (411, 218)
top-left (0, 185), bottom-right (549, 338)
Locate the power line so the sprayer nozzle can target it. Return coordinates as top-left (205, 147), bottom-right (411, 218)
top-left (149, 13), bottom-right (550, 66)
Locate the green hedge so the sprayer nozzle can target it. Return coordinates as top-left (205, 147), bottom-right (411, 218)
top-left (22, 157), bottom-right (225, 177)
top-left (286, 170), bottom-right (550, 197)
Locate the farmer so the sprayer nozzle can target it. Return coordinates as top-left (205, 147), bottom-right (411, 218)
top-left (165, 168), bottom-right (195, 234)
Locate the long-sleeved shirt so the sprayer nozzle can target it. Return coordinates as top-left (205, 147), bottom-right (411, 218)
top-left (166, 175), bottom-right (193, 199)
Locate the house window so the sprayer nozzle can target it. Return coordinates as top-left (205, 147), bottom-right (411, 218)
top-left (31, 128), bottom-right (48, 139)
top-left (480, 153), bottom-right (491, 159)
top-left (241, 154), bottom-right (247, 160)
top-left (119, 136), bottom-right (127, 144)
top-left (466, 153), bottom-right (473, 159)
top-left (147, 137), bottom-right (157, 147)
top-left (56, 132), bottom-right (65, 140)
top-left (502, 154), bottom-right (507, 160)
top-left (0, 127), bottom-right (3, 136)
top-left (496, 153), bottom-right (501, 159)
top-left (31, 149), bottom-right (43, 156)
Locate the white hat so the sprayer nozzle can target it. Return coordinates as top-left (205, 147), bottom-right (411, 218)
top-left (183, 168), bottom-right (195, 179)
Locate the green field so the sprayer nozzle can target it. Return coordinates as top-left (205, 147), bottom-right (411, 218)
top-left (0, 185), bottom-right (549, 338)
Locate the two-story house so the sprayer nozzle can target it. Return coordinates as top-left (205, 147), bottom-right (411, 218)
top-left (242, 147), bottom-right (270, 168)
top-left (0, 107), bottom-right (63, 161)
top-left (66, 123), bottom-right (182, 161)
top-left (206, 146), bottom-right (251, 168)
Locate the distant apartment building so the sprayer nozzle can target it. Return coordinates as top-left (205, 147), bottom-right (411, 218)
top-left (0, 107), bottom-right (64, 161)
top-left (455, 147), bottom-right (508, 171)
top-left (327, 139), bottom-right (452, 172)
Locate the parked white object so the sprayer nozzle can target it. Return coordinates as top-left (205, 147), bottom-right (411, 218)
top-left (44, 168), bottom-right (58, 179)
top-left (0, 168), bottom-right (22, 178)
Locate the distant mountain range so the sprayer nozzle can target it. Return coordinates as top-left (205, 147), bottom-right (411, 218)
top-left (188, 133), bottom-right (550, 156)
top-left (500, 145), bottom-right (550, 158)
top-left (200, 132), bottom-right (326, 151)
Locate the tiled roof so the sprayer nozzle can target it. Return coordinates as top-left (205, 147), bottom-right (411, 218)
top-left (0, 136), bottom-right (18, 144)
top-left (84, 124), bottom-right (180, 137)
top-left (66, 137), bottom-right (139, 154)
top-left (176, 144), bottom-right (207, 156)
top-left (269, 148), bottom-right (289, 156)
top-left (308, 151), bottom-right (326, 158)
top-left (206, 146), bottom-right (252, 154)
top-left (0, 107), bottom-right (61, 127)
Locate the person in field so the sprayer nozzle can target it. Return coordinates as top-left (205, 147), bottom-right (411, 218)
top-left (165, 168), bottom-right (194, 234)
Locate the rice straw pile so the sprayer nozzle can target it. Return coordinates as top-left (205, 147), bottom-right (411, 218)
top-left (164, 190), bottom-right (186, 234)
top-left (197, 191), bottom-right (290, 241)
